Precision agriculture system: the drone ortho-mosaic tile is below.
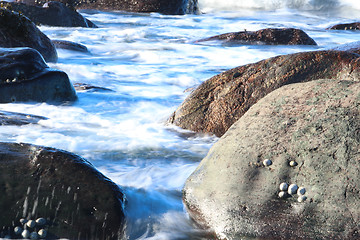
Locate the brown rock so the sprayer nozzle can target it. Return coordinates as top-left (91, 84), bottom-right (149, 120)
top-left (196, 28), bottom-right (317, 45)
top-left (183, 79), bottom-right (360, 240)
top-left (168, 50), bottom-right (360, 137)
top-left (328, 22), bottom-right (360, 30)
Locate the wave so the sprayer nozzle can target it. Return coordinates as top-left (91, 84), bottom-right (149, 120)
top-left (198, 0), bottom-right (360, 12)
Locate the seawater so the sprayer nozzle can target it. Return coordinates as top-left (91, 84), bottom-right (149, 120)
top-left (1, 1), bottom-right (360, 239)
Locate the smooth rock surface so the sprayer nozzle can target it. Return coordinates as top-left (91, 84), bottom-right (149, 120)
top-left (196, 28), bottom-right (317, 45)
top-left (18, 0), bottom-right (199, 14)
top-left (0, 1), bottom-right (97, 28)
top-left (0, 48), bottom-right (77, 103)
top-left (168, 50), bottom-right (360, 137)
top-left (0, 142), bottom-right (126, 239)
top-left (52, 40), bottom-right (90, 53)
top-left (0, 111), bottom-right (46, 126)
top-left (0, 8), bottom-right (57, 62)
top-left (183, 79), bottom-right (360, 240)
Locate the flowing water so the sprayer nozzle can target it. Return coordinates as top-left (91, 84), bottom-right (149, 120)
top-left (1, 0), bottom-right (360, 239)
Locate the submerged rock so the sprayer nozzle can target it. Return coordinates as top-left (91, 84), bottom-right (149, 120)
top-left (0, 1), bottom-right (97, 28)
top-left (0, 7), bottom-right (57, 62)
top-left (0, 111), bottom-right (47, 126)
top-left (183, 79), bottom-right (360, 240)
top-left (52, 40), bottom-right (89, 53)
top-left (168, 50), bottom-right (360, 137)
top-left (0, 142), bottom-right (126, 239)
top-left (18, 0), bottom-right (199, 14)
top-left (0, 47), bottom-right (77, 103)
top-left (196, 28), bottom-right (317, 45)
top-left (328, 22), bottom-right (360, 30)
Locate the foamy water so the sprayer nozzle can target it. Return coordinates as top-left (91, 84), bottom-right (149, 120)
top-left (1, 1), bottom-right (360, 239)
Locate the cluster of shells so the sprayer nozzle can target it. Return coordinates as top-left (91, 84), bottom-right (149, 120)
top-left (13, 218), bottom-right (47, 239)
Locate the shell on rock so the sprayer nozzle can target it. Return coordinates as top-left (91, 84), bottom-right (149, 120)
top-left (21, 230), bottom-right (30, 239)
top-left (289, 160), bottom-right (298, 167)
top-left (26, 220), bottom-right (36, 228)
top-left (297, 187), bottom-right (306, 195)
top-left (14, 226), bottom-right (22, 235)
top-left (298, 195), bottom-right (307, 202)
top-left (263, 159), bottom-right (272, 167)
top-left (278, 191), bottom-right (287, 198)
top-left (288, 184), bottom-right (298, 195)
top-left (30, 231), bottom-right (39, 239)
top-left (19, 218), bottom-right (27, 224)
top-left (35, 218), bottom-right (46, 226)
top-left (279, 182), bottom-right (289, 191)
top-left (38, 229), bottom-right (47, 238)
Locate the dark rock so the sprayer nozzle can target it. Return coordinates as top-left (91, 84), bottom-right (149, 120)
top-left (328, 22), bottom-right (360, 30)
top-left (0, 1), bottom-right (97, 28)
top-left (183, 79), bottom-right (360, 240)
top-left (74, 83), bottom-right (114, 92)
top-left (168, 50), bottom-right (360, 137)
top-left (0, 7), bottom-right (57, 62)
top-left (0, 47), bottom-right (77, 103)
top-left (196, 28), bottom-right (317, 45)
top-left (52, 40), bottom-right (89, 53)
top-left (17, 0), bottom-right (199, 15)
top-left (0, 142), bottom-right (126, 239)
top-left (0, 111), bottom-right (47, 125)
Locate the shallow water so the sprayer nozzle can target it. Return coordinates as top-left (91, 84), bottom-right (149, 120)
top-left (1, 0), bottom-right (360, 239)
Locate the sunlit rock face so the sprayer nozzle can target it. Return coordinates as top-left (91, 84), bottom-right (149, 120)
top-left (0, 142), bottom-right (126, 240)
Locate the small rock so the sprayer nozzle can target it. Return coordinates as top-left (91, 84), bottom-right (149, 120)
top-left (35, 218), bottom-right (46, 226)
top-left (278, 191), bottom-right (287, 198)
top-left (26, 220), bottom-right (36, 228)
top-left (297, 187), bottom-right (306, 195)
top-left (21, 229), bottom-right (30, 239)
top-left (279, 182), bottom-right (288, 191)
top-left (288, 184), bottom-right (298, 195)
top-left (263, 159), bottom-right (272, 167)
top-left (20, 218), bottom-right (28, 224)
top-left (38, 229), bottom-right (47, 238)
top-left (289, 160), bottom-right (298, 167)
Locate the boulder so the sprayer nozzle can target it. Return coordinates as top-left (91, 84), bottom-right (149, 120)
top-left (196, 28), bottom-right (317, 45)
top-left (328, 22), bottom-right (360, 30)
top-left (0, 142), bottom-right (126, 239)
top-left (17, 0), bottom-right (199, 14)
top-left (0, 7), bottom-right (57, 62)
top-left (0, 1), bottom-right (97, 28)
top-left (168, 50), bottom-right (360, 137)
top-left (0, 47), bottom-right (77, 103)
top-left (52, 40), bottom-right (90, 53)
top-left (0, 111), bottom-right (47, 125)
top-left (183, 79), bottom-right (360, 240)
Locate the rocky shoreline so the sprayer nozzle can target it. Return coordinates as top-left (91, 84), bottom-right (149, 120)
top-left (0, 1), bottom-right (359, 239)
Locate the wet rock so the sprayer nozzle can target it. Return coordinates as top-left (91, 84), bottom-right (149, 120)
top-left (0, 7), bottom-right (57, 62)
top-left (168, 50), bottom-right (360, 137)
top-left (73, 83), bottom-right (114, 92)
top-left (0, 111), bottom-right (47, 126)
top-left (196, 28), bottom-right (317, 45)
top-left (18, 0), bottom-right (199, 14)
top-left (328, 22), bottom-right (360, 30)
top-left (52, 40), bottom-right (89, 53)
top-left (0, 1), bottom-right (97, 28)
top-left (0, 142), bottom-right (126, 239)
top-left (183, 79), bottom-right (360, 240)
top-left (0, 47), bottom-right (77, 103)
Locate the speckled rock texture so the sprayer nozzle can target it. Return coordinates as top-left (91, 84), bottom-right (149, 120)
top-left (0, 7), bottom-right (57, 62)
top-left (328, 22), bottom-right (360, 30)
top-left (0, 1), bottom-right (97, 28)
top-left (18, 0), bottom-right (199, 14)
top-left (168, 50), bottom-right (360, 137)
top-left (196, 28), bottom-right (317, 45)
top-left (0, 48), bottom-right (77, 103)
top-left (183, 79), bottom-right (360, 240)
top-left (0, 142), bottom-right (126, 239)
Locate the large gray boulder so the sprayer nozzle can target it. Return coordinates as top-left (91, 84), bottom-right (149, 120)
top-left (0, 142), bottom-right (126, 239)
top-left (0, 7), bottom-right (57, 62)
top-left (183, 79), bottom-right (360, 240)
top-left (0, 48), bottom-right (77, 103)
top-left (168, 50), bottom-right (360, 137)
